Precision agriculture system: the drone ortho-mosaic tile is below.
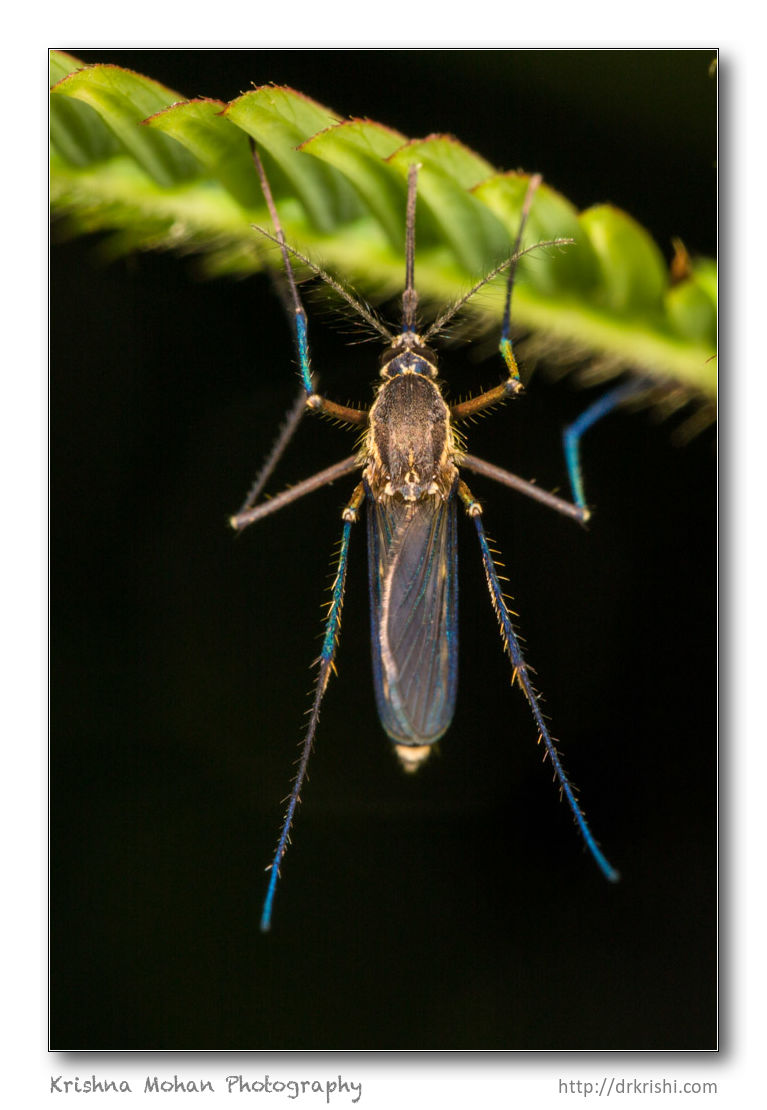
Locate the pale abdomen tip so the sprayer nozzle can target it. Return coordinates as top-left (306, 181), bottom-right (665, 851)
top-left (395, 744), bottom-right (432, 773)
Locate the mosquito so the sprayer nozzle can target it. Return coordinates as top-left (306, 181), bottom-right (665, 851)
top-left (232, 150), bottom-right (634, 930)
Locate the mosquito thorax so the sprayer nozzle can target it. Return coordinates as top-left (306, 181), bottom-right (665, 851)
top-left (365, 335), bottom-right (456, 503)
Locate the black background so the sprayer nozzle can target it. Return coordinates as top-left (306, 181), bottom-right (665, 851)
top-left (51, 49), bottom-right (716, 1050)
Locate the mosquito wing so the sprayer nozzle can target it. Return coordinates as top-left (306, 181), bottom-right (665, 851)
top-left (366, 492), bottom-right (458, 750)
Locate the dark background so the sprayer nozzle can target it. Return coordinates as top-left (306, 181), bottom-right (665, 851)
top-left (51, 50), bottom-right (716, 1050)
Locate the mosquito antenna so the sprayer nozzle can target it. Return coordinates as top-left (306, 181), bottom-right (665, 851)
top-left (251, 224), bottom-right (394, 342)
top-left (401, 163), bottom-right (420, 332)
top-left (422, 234), bottom-right (572, 341)
top-left (251, 147), bottom-right (393, 342)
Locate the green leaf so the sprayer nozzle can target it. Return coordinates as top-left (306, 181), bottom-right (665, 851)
top-left (579, 205), bottom-right (668, 314)
top-left (389, 135), bottom-right (505, 275)
top-left (222, 87), bottom-right (361, 231)
top-left (51, 62), bottom-right (199, 186)
top-left (475, 174), bottom-right (600, 294)
top-left (300, 118), bottom-right (408, 248)
top-left (665, 266), bottom-right (717, 345)
top-left (144, 98), bottom-right (262, 211)
top-left (50, 52), bottom-right (717, 403)
top-left (49, 52), bottom-right (121, 166)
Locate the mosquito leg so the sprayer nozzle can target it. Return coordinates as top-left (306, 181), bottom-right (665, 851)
top-left (230, 455), bottom-right (360, 533)
top-left (234, 388), bottom-right (307, 519)
top-left (450, 174), bottom-right (544, 423)
top-left (457, 479), bottom-right (619, 883)
top-left (563, 379), bottom-right (647, 512)
top-left (460, 452), bottom-right (587, 524)
top-left (260, 481), bottom-right (366, 932)
top-left (252, 147), bottom-right (367, 427)
top-left (450, 379), bottom-right (522, 421)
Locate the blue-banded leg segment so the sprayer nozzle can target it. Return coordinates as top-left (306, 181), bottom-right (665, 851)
top-left (294, 309), bottom-right (315, 398)
top-left (251, 147), bottom-right (316, 401)
top-left (260, 481), bottom-right (366, 932)
top-left (252, 146), bottom-right (368, 425)
top-left (563, 379), bottom-right (646, 513)
top-left (458, 480), bottom-right (619, 884)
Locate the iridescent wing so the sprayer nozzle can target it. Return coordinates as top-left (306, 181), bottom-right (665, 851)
top-left (366, 492), bottom-right (458, 749)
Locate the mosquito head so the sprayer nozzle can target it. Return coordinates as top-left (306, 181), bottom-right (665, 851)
top-left (378, 330), bottom-right (438, 379)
